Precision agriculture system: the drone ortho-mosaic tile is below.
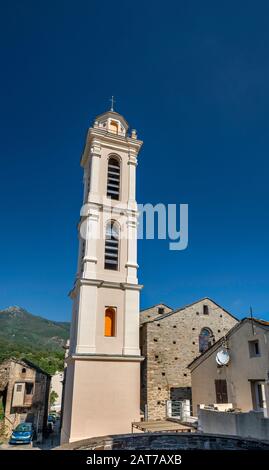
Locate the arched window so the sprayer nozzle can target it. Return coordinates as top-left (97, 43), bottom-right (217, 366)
top-left (104, 221), bottom-right (119, 270)
top-left (107, 157), bottom-right (120, 200)
top-left (199, 328), bottom-right (214, 353)
top-left (109, 120), bottom-right (119, 134)
top-left (104, 307), bottom-right (116, 337)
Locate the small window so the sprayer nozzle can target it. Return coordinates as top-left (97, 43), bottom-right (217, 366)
top-left (25, 382), bottom-right (34, 395)
top-left (249, 340), bottom-right (260, 357)
top-left (110, 120), bottom-right (119, 134)
top-left (104, 307), bottom-right (116, 337)
top-left (16, 384), bottom-right (22, 392)
top-left (203, 305), bottom-right (209, 315)
top-left (158, 307), bottom-right (165, 315)
top-left (22, 368), bottom-right (26, 374)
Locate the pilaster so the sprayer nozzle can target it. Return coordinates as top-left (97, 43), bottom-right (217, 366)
top-left (75, 283), bottom-right (98, 354)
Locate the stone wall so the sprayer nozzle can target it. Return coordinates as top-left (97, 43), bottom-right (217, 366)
top-left (0, 359), bottom-right (50, 437)
top-left (56, 432), bottom-right (269, 450)
top-left (140, 298), bottom-right (238, 420)
top-left (0, 361), bottom-right (10, 393)
top-left (140, 304), bottom-right (173, 326)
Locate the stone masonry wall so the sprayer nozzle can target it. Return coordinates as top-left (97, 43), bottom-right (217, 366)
top-left (140, 304), bottom-right (173, 410)
top-left (0, 359), bottom-right (50, 436)
top-left (140, 299), bottom-right (238, 420)
top-left (140, 304), bottom-right (173, 326)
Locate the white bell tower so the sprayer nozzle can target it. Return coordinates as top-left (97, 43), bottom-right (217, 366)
top-left (61, 106), bottom-right (143, 443)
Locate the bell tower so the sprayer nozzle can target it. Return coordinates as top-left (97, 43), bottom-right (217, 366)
top-left (61, 106), bottom-right (143, 443)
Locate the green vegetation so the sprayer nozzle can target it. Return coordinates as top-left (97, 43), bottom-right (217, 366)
top-left (0, 399), bottom-right (8, 444)
top-left (0, 306), bottom-right (70, 375)
top-left (49, 390), bottom-right (59, 408)
top-left (0, 398), bottom-right (4, 421)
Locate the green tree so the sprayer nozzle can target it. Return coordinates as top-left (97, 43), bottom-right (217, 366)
top-left (0, 398), bottom-right (4, 421)
top-left (49, 390), bottom-right (59, 409)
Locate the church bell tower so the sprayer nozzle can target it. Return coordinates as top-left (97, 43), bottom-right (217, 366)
top-left (61, 105), bottom-right (143, 443)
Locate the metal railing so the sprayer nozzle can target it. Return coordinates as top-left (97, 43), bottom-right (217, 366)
top-left (166, 399), bottom-right (192, 420)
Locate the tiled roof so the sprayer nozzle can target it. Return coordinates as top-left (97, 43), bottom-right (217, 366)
top-left (248, 317), bottom-right (269, 327)
top-left (0, 357), bottom-right (51, 377)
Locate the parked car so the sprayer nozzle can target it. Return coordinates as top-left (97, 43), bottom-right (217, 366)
top-left (9, 422), bottom-right (34, 445)
top-left (48, 414), bottom-right (56, 424)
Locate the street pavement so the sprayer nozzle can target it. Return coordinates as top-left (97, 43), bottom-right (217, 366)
top-left (0, 419), bottom-right (61, 450)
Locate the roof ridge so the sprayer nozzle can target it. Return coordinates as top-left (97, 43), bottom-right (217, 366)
top-left (147, 297), bottom-right (238, 323)
top-left (140, 303), bottom-right (173, 313)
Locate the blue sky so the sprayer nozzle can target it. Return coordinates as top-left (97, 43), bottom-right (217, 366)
top-left (1, 0), bottom-right (269, 321)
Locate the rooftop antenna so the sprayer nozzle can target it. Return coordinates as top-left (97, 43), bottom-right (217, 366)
top-left (250, 305), bottom-right (255, 335)
top-left (110, 95), bottom-right (116, 112)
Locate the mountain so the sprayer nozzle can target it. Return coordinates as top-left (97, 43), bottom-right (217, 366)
top-left (0, 306), bottom-right (70, 374)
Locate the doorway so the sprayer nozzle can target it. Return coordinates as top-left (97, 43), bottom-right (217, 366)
top-left (252, 381), bottom-right (267, 415)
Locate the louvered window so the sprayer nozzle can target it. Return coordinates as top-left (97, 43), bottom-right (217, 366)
top-left (107, 157), bottom-right (120, 200)
top-left (104, 221), bottom-right (119, 270)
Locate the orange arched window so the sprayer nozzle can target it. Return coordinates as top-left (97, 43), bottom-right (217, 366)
top-left (104, 307), bottom-right (116, 337)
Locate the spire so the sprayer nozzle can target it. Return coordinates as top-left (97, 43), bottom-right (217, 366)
top-left (110, 95), bottom-right (116, 112)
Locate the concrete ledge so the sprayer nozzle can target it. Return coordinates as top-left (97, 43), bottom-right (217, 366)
top-left (66, 354), bottom-right (144, 363)
top-left (199, 409), bottom-right (269, 441)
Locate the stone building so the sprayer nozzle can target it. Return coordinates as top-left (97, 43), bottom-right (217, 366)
top-left (140, 298), bottom-right (238, 420)
top-left (50, 371), bottom-right (64, 412)
top-left (188, 317), bottom-right (269, 416)
top-left (0, 358), bottom-right (51, 437)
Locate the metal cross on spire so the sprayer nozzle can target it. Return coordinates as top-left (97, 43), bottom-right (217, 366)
top-left (110, 95), bottom-right (116, 111)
